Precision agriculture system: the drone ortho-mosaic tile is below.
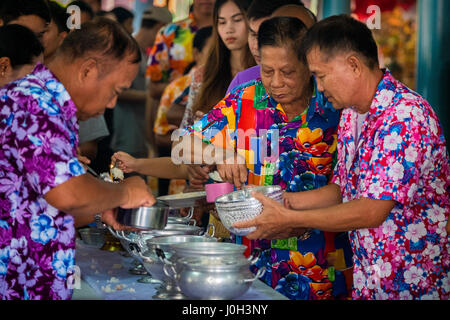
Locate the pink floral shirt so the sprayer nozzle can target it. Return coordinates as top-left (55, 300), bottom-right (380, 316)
top-left (332, 70), bottom-right (450, 300)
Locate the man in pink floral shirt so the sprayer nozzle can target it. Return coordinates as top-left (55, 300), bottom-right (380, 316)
top-left (235, 15), bottom-right (449, 300)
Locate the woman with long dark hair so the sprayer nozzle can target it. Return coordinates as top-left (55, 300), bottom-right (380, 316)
top-left (183, 0), bottom-right (255, 125)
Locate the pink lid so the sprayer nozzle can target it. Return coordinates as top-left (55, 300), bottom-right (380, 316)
top-left (205, 182), bottom-right (234, 203)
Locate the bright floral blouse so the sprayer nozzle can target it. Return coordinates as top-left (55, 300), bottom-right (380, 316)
top-left (0, 63), bottom-right (85, 300)
top-left (183, 78), bottom-right (354, 300)
top-left (153, 68), bottom-right (193, 135)
top-left (332, 69), bottom-right (449, 300)
top-left (146, 13), bottom-right (198, 84)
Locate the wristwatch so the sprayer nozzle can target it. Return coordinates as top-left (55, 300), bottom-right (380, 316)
top-left (94, 213), bottom-right (106, 229)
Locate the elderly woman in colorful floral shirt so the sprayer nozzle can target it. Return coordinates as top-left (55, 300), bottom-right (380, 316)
top-left (237, 15), bottom-right (449, 300)
top-left (175, 17), bottom-right (353, 300)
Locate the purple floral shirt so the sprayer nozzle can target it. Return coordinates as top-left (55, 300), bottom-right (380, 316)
top-left (0, 63), bottom-right (85, 300)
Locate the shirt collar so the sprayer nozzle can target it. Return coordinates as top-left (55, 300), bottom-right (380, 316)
top-left (257, 77), bottom-right (334, 121)
top-left (367, 68), bottom-right (397, 120)
top-left (32, 62), bottom-right (77, 121)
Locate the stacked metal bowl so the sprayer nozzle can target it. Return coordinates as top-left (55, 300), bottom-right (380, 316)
top-left (164, 242), bottom-right (265, 300)
top-left (215, 185), bottom-right (283, 236)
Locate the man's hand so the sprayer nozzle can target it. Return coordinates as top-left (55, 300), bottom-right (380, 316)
top-left (233, 191), bottom-right (296, 240)
top-left (100, 209), bottom-right (140, 231)
top-left (121, 176), bottom-right (156, 209)
top-left (76, 147), bottom-right (91, 166)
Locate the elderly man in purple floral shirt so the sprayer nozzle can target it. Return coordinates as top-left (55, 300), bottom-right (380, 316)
top-left (0, 18), bottom-right (155, 300)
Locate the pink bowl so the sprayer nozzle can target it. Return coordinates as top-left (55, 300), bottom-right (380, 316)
top-left (205, 182), bottom-right (234, 203)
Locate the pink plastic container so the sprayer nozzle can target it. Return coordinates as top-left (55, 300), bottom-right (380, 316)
top-left (205, 182), bottom-right (234, 203)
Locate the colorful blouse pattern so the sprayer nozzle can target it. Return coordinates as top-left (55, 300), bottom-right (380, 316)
top-left (154, 69), bottom-right (193, 135)
top-left (332, 69), bottom-right (450, 300)
top-left (184, 78), bottom-right (353, 300)
top-left (146, 13), bottom-right (198, 83)
top-left (0, 63), bottom-right (85, 300)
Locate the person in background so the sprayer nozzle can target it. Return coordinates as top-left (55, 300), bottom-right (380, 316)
top-left (0, 0), bottom-right (50, 45)
top-left (172, 0), bottom-right (255, 229)
top-left (81, 0), bottom-right (102, 14)
top-left (0, 24), bottom-right (44, 88)
top-left (88, 7), bottom-right (135, 175)
top-left (114, 26), bottom-right (212, 198)
top-left (96, 10), bottom-right (117, 21)
top-left (0, 18), bottom-right (155, 300)
top-left (146, 0), bottom-right (215, 197)
top-left (68, 0), bottom-right (94, 24)
top-left (111, 6), bottom-right (172, 177)
top-left (226, 0), bottom-right (315, 94)
top-left (154, 26), bottom-right (213, 153)
top-left (147, 0), bottom-right (215, 100)
top-left (235, 15), bottom-right (449, 300)
top-left (110, 6), bottom-right (134, 34)
top-left (66, 0), bottom-right (110, 166)
top-left (43, 1), bottom-right (70, 64)
top-left (187, 0), bottom-right (255, 124)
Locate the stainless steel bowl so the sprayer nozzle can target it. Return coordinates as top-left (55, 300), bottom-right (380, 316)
top-left (215, 185), bottom-right (283, 236)
top-left (78, 227), bottom-right (105, 248)
top-left (169, 256), bottom-right (265, 300)
top-left (117, 200), bottom-right (169, 230)
top-left (138, 234), bottom-right (217, 299)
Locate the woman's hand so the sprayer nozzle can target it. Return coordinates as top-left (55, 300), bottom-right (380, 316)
top-left (187, 164), bottom-right (212, 189)
top-left (216, 153), bottom-right (248, 188)
top-left (112, 151), bottom-right (138, 173)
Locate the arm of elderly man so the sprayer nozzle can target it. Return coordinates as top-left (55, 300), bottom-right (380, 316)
top-left (236, 102), bottom-right (449, 239)
top-left (237, 187), bottom-right (395, 239)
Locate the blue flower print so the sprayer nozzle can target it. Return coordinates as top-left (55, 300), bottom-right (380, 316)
top-left (30, 214), bottom-right (57, 244)
top-left (52, 249), bottom-right (75, 278)
top-left (68, 159), bottom-right (85, 176)
top-left (28, 86), bottom-right (61, 115)
top-left (279, 152), bottom-right (295, 183)
top-left (0, 247), bottom-right (10, 276)
top-left (0, 220), bottom-right (9, 229)
top-left (45, 79), bottom-right (70, 105)
top-left (289, 172), bottom-right (327, 192)
top-left (275, 272), bottom-right (311, 300)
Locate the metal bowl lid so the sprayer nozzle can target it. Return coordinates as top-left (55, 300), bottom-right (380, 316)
top-left (178, 256), bottom-right (251, 271)
top-left (157, 191), bottom-right (206, 208)
top-left (163, 224), bottom-right (201, 232)
top-left (146, 235), bottom-right (216, 247)
top-left (171, 242), bottom-right (247, 256)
